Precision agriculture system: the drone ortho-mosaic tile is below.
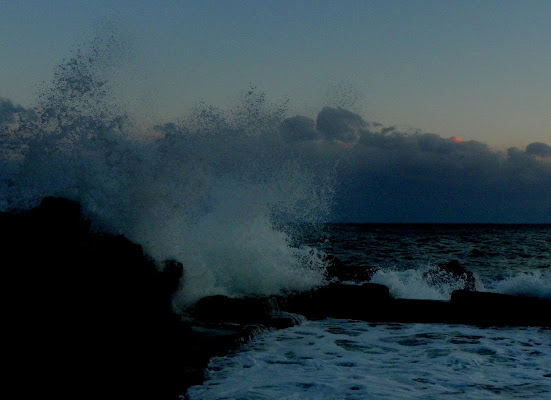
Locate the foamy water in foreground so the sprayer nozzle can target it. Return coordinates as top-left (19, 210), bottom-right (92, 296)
top-left (187, 320), bottom-right (551, 400)
top-left (186, 224), bottom-right (550, 399)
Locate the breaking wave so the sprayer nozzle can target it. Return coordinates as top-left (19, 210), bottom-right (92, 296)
top-left (370, 264), bottom-right (550, 301)
top-left (0, 35), bottom-right (334, 306)
top-left (492, 269), bottom-right (551, 301)
top-left (369, 263), bottom-right (484, 300)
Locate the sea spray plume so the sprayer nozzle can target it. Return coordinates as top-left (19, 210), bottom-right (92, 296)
top-left (322, 79), bottom-right (366, 115)
top-left (142, 92), bottom-right (334, 306)
top-left (369, 263), bottom-right (483, 301)
top-left (493, 269), bottom-right (551, 301)
top-left (31, 25), bottom-right (129, 143)
top-left (0, 40), bottom-right (333, 306)
top-left (230, 85), bottom-right (289, 137)
top-left (0, 28), bottom-right (136, 215)
top-left (0, 98), bottom-right (26, 125)
top-left (0, 98), bottom-right (37, 162)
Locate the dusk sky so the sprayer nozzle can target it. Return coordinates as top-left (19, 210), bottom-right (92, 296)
top-left (1, 0), bottom-right (550, 149)
top-left (1, 1), bottom-right (550, 223)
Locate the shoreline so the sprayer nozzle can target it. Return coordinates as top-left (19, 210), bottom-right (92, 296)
top-left (3, 197), bottom-right (549, 399)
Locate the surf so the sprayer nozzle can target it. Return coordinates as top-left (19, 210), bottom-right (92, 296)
top-left (0, 35), bottom-right (334, 308)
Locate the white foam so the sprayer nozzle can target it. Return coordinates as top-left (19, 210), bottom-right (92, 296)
top-left (187, 320), bottom-right (551, 399)
top-left (369, 264), bottom-right (482, 300)
top-left (492, 269), bottom-right (551, 300)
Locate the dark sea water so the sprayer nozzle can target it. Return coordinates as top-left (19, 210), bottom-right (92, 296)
top-left (186, 224), bottom-right (551, 399)
top-left (313, 223), bottom-right (551, 299)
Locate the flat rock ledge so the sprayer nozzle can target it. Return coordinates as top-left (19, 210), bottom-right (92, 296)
top-left (192, 283), bottom-right (551, 329)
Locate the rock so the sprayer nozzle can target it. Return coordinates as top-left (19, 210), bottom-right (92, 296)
top-left (280, 283), bottom-right (550, 327)
top-left (424, 260), bottom-right (476, 291)
top-left (324, 254), bottom-right (376, 283)
top-left (1, 197), bottom-right (193, 399)
top-left (283, 282), bottom-right (390, 319)
top-left (161, 259), bottom-right (185, 294)
top-left (34, 196), bottom-right (88, 229)
top-left (451, 289), bottom-right (551, 326)
top-left (188, 295), bottom-right (275, 324)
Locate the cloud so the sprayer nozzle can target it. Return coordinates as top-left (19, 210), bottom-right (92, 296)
top-left (2, 94), bottom-right (550, 223)
top-left (526, 142), bottom-right (551, 158)
top-left (279, 115), bottom-right (320, 142)
top-left (316, 107), bottom-right (366, 143)
top-left (279, 106), bottom-right (368, 144)
top-left (280, 107), bottom-right (551, 223)
top-left (280, 106), bottom-right (368, 144)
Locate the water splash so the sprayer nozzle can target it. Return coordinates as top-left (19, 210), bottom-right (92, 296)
top-left (370, 263), bottom-right (484, 300)
top-left (492, 269), bottom-right (551, 300)
top-left (0, 35), bottom-right (334, 307)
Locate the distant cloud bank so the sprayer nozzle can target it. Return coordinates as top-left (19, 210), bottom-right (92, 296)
top-left (2, 97), bottom-right (550, 223)
top-left (525, 142), bottom-right (551, 158)
top-left (279, 107), bottom-right (551, 223)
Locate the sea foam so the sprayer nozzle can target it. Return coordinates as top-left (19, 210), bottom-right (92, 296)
top-left (369, 263), bottom-right (485, 300)
top-left (187, 320), bottom-right (551, 400)
top-left (492, 269), bottom-right (551, 301)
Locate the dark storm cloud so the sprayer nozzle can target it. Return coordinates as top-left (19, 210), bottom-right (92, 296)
top-left (316, 107), bottom-right (366, 143)
top-left (279, 106), bottom-right (367, 143)
top-left (279, 115), bottom-right (320, 142)
top-left (2, 96), bottom-right (549, 223)
top-left (0, 98), bottom-right (25, 124)
top-left (526, 142), bottom-right (551, 158)
top-left (280, 108), bottom-right (551, 223)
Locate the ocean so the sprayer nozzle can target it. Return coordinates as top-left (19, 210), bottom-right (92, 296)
top-left (186, 223), bottom-right (551, 399)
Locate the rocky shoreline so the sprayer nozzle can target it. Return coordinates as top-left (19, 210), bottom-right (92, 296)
top-left (3, 197), bottom-right (549, 399)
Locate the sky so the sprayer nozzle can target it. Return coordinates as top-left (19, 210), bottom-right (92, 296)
top-left (1, 0), bottom-right (550, 150)
top-left (1, 1), bottom-right (550, 224)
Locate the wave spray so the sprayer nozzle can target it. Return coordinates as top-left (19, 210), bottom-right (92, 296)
top-left (0, 34), bottom-right (334, 307)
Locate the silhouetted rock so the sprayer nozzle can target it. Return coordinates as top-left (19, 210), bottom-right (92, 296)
top-left (2, 197), bottom-right (192, 399)
top-left (189, 295), bottom-right (275, 324)
top-left (324, 254), bottom-right (376, 283)
top-left (279, 283), bottom-right (550, 327)
top-left (283, 282), bottom-right (390, 319)
top-left (451, 289), bottom-right (551, 326)
top-left (161, 259), bottom-right (185, 294)
top-left (423, 259), bottom-right (476, 291)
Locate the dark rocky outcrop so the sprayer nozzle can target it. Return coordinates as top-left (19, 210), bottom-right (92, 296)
top-left (450, 289), bottom-right (551, 326)
top-left (282, 282), bottom-right (390, 320)
top-left (1, 197), bottom-right (305, 399)
top-left (2, 197), bottom-right (195, 399)
top-left (3, 197), bottom-right (549, 399)
top-left (280, 284), bottom-right (550, 326)
top-left (189, 295), bottom-right (275, 324)
top-left (324, 254), bottom-right (376, 283)
top-left (420, 259), bottom-right (476, 291)
top-left (188, 294), bottom-right (299, 332)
